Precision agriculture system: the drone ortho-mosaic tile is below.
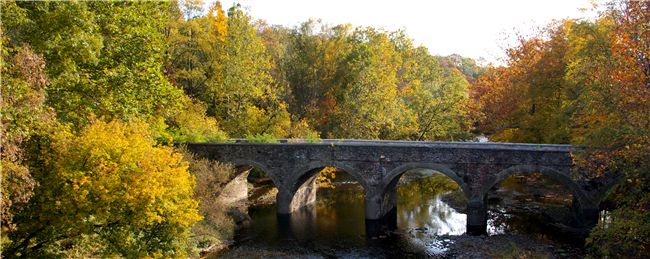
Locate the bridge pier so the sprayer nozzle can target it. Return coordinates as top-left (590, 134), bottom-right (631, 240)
top-left (466, 198), bottom-right (488, 235)
top-left (364, 183), bottom-right (398, 237)
top-left (276, 189), bottom-right (294, 215)
top-left (364, 182), bottom-right (397, 220)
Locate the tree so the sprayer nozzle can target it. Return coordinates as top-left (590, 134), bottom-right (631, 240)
top-left (396, 38), bottom-right (472, 141)
top-left (329, 28), bottom-right (415, 139)
top-left (203, 4), bottom-right (291, 137)
top-left (166, 0), bottom-right (221, 99)
top-left (6, 1), bottom-right (185, 127)
top-left (578, 1), bottom-right (649, 257)
top-left (473, 21), bottom-right (577, 143)
top-left (468, 2), bottom-right (649, 255)
top-left (4, 120), bottom-right (201, 257)
top-left (164, 97), bottom-right (228, 143)
top-left (280, 20), bottom-right (351, 130)
top-left (0, 42), bottom-right (53, 245)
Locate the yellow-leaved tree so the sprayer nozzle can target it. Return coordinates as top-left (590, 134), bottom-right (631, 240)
top-left (4, 120), bottom-right (201, 258)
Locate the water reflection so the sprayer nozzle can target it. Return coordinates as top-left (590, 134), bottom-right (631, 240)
top-left (232, 174), bottom-right (469, 255)
top-left (398, 194), bottom-right (467, 235)
top-left (397, 172), bottom-right (467, 236)
top-left (236, 183), bottom-right (368, 248)
top-left (224, 172), bottom-right (581, 257)
top-left (486, 173), bottom-right (582, 244)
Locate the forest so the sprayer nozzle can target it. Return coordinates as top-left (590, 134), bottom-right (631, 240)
top-left (0, 0), bottom-right (648, 257)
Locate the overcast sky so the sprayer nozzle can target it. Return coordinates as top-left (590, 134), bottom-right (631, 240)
top-left (213, 0), bottom-right (603, 65)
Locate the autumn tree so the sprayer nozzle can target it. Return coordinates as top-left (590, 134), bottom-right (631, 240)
top-left (470, 1), bottom-right (649, 255)
top-left (474, 21), bottom-right (577, 143)
top-left (0, 8), bottom-right (55, 244)
top-left (578, 1), bottom-right (649, 257)
top-left (3, 120), bottom-right (201, 257)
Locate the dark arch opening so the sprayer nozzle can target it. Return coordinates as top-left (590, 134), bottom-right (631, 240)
top-left (485, 171), bottom-right (584, 244)
top-left (388, 168), bottom-right (469, 237)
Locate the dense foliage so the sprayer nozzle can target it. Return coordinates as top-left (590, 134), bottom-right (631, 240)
top-left (3, 120), bottom-right (201, 257)
top-left (471, 1), bottom-right (649, 257)
top-left (1, 0), bottom-right (647, 257)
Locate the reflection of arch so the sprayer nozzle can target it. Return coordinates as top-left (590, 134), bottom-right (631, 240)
top-left (384, 162), bottom-right (469, 198)
top-left (230, 159), bottom-right (280, 187)
top-left (290, 161), bottom-right (367, 193)
top-left (481, 165), bottom-right (593, 207)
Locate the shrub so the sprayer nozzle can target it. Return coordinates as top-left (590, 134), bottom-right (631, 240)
top-left (245, 133), bottom-right (278, 143)
top-left (180, 148), bottom-right (237, 257)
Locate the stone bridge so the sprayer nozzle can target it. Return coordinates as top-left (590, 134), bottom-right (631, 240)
top-left (184, 139), bottom-right (607, 235)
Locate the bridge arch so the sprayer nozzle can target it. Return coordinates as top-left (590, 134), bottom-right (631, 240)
top-left (384, 162), bottom-right (469, 198)
top-left (480, 165), bottom-right (594, 208)
top-left (282, 161), bottom-right (368, 213)
top-left (290, 161), bottom-right (368, 193)
top-left (230, 159), bottom-right (281, 188)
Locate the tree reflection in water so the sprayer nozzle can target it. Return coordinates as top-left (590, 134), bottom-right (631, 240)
top-left (487, 173), bottom-right (577, 243)
top-left (396, 171), bottom-right (468, 236)
top-left (224, 169), bottom-right (583, 257)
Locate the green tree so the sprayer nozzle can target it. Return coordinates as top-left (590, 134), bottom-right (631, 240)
top-left (329, 28), bottom-right (415, 139)
top-left (166, 0), bottom-right (221, 99)
top-left (204, 4), bottom-right (291, 137)
top-left (164, 97), bottom-right (228, 143)
top-left (281, 20), bottom-right (351, 131)
top-left (6, 1), bottom-right (185, 127)
top-left (395, 36), bottom-right (472, 141)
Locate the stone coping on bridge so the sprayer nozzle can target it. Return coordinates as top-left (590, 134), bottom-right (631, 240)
top-left (181, 139), bottom-right (574, 152)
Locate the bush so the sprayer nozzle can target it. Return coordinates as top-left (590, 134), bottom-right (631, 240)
top-left (584, 140), bottom-right (650, 258)
top-left (245, 133), bottom-right (278, 143)
top-left (180, 148), bottom-right (237, 257)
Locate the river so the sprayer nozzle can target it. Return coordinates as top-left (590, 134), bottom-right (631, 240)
top-left (214, 171), bottom-right (585, 258)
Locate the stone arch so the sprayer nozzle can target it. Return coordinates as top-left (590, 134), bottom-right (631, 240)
top-left (230, 159), bottom-right (281, 188)
top-left (283, 161), bottom-right (367, 213)
top-left (480, 165), bottom-right (594, 208)
top-left (383, 162), bottom-right (469, 198)
top-left (290, 161), bottom-right (368, 193)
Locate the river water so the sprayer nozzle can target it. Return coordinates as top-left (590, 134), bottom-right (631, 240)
top-left (216, 172), bottom-right (582, 258)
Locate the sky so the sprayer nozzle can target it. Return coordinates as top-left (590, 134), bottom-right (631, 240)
top-left (213, 0), bottom-right (603, 65)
